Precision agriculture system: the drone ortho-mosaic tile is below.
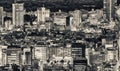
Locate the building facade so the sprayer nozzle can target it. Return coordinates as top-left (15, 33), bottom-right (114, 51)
top-left (37, 7), bottom-right (50, 23)
top-left (0, 7), bottom-right (3, 27)
top-left (7, 46), bottom-right (21, 65)
top-left (104, 0), bottom-right (117, 21)
top-left (0, 45), bottom-right (7, 66)
top-left (34, 46), bottom-right (47, 65)
top-left (69, 10), bottom-right (82, 31)
top-left (12, 3), bottom-right (24, 27)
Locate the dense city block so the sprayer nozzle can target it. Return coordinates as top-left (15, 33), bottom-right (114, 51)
top-left (0, 0), bottom-right (120, 71)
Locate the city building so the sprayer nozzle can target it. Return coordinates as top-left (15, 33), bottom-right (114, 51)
top-left (88, 9), bottom-right (99, 25)
top-left (96, 9), bottom-right (104, 20)
top-left (104, 0), bottom-right (117, 21)
top-left (23, 47), bottom-right (32, 65)
top-left (105, 48), bottom-right (116, 62)
top-left (104, 43), bottom-right (117, 70)
top-left (12, 3), bottom-right (24, 27)
top-left (71, 43), bottom-right (86, 59)
top-left (0, 7), bottom-right (4, 27)
top-left (69, 10), bottom-right (82, 31)
top-left (37, 7), bottom-right (50, 23)
top-left (4, 12), bottom-right (12, 18)
top-left (71, 43), bottom-right (88, 71)
top-left (47, 46), bottom-right (72, 60)
top-left (53, 10), bottom-right (69, 26)
top-left (34, 46), bottom-right (47, 65)
top-left (118, 32), bottom-right (120, 62)
top-left (4, 20), bottom-right (13, 30)
top-left (0, 45), bottom-right (7, 66)
top-left (85, 48), bottom-right (92, 66)
top-left (7, 46), bottom-right (22, 65)
top-left (45, 18), bottom-right (53, 31)
top-left (0, 0), bottom-right (119, 71)
top-left (89, 51), bottom-right (106, 65)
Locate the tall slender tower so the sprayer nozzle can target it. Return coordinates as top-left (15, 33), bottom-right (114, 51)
top-left (104, 0), bottom-right (117, 21)
top-left (12, 3), bottom-right (24, 27)
top-left (117, 31), bottom-right (120, 71)
top-left (0, 7), bottom-right (3, 27)
top-left (69, 10), bottom-right (82, 31)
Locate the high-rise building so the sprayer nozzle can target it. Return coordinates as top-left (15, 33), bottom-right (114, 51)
top-left (117, 32), bottom-right (120, 67)
top-left (69, 10), bottom-right (82, 31)
top-left (0, 45), bottom-right (7, 66)
top-left (104, 0), bottom-right (117, 21)
top-left (0, 7), bottom-right (3, 27)
top-left (72, 43), bottom-right (88, 71)
top-left (7, 46), bottom-right (21, 65)
top-left (37, 7), bottom-right (50, 23)
top-left (23, 47), bottom-right (32, 65)
top-left (35, 46), bottom-right (47, 65)
top-left (71, 43), bottom-right (86, 59)
top-left (12, 3), bottom-right (24, 27)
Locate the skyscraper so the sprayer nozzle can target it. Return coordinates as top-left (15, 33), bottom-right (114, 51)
top-left (104, 0), bottom-right (117, 21)
top-left (69, 10), bottom-right (82, 31)
top-left (72, 43), bottom-right (86, 59)
top-left (72, 43), bottom-right (87, 71)
top-left (12, 3), bottom-right (24, 27)
top-left (37, 7), bottom-right (50, 23)
top-left (71, 10), bottom-right (82, 27)
top-left (0, 7), bottom-right (3, 27)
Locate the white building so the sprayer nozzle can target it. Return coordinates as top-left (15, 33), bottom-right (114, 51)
top-left (37, 7), bottom-right (50, 23)
top-left (12, 3), bottom-right (24, 27)
top-left (69, 10), bottom-right (82, 31)
top-left (88, 9), bottom-right (103, 25)
top-left (53, 15), bottom-right (67, 26)
top-left (53, 10), bottom-right (68, 26)
top-left (34, 46), bottom-right (47, 65)
top-left (106, 49), bottom-right (115, 62)
top-left (105, 44), bottom-right (116, 62)
top-left (88, 11), bottom-right (99, 25)
top-left (4, 20), bottom-right (13, 30)
top-left (116, 7), bottom-right (120, 20)
top-left (0, 45), bottom-right (7, 66)
top-left (85, 48), bottom-right (91, 66)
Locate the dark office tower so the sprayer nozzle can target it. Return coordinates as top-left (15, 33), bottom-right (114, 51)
top-left (104, 0), bottom-right (117, 21)
top-left (72, 43), bottom-right (87, 71)
top-left (72, 43), bottom-right (86, 58)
